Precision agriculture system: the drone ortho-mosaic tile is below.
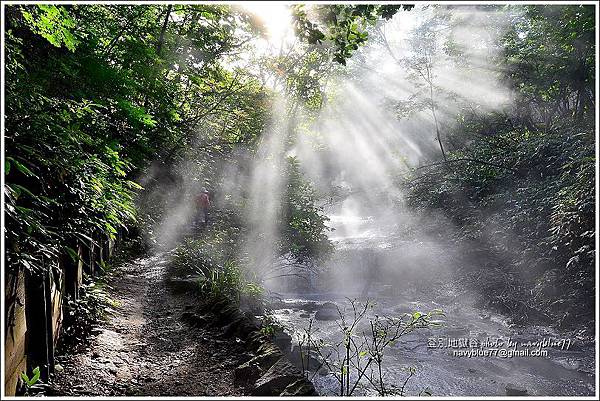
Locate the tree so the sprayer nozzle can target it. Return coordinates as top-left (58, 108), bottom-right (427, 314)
top-left (292, 4), bottom-right (413, 64)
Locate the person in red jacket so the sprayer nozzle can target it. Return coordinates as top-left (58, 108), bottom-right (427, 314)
top-left (196, 187), bottom-right (211, 227)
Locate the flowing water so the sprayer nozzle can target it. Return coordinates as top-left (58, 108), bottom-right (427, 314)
top-left (267, 207), bottom-right (596, 396)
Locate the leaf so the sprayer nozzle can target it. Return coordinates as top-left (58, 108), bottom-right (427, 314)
top-left (10, 184), bottom-right (38, 201)
top-left (7, 157), bottom-right (35, 177)
top-left (21, 5), bottom-right (79, 52)
top-left (75, 232), bottom-right (97, 246)
top-left (31, 367), bottom-right (41, 385)
top-left (20, 366), bottom-right (40, 387)
top-left (65, 246), bottom-right (80, 263)
top-left (126, 180), bottom-right (143, 190)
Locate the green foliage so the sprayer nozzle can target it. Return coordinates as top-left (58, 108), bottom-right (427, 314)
top-left (408, 124), bottom-right (594, 324)
top-left (172, 224), bottom-right (263, 307)
top-left (20, 367), bottom-right (41, 388)
top-left (6, 2), bottom-right (335, 287)
top-left (502, 5), bottom-right (595, 122)
top-left (402, 5), bottom-right (595, 328)
top-left (301, 300), bottom-right (443, 396)
top-left (60, 278), bottom-right (117, 351)
top-left (200, 260), bottom-right (241, 302)
top-left (22, 5), bottom-right (79, 51)
top-left (196, 259), bottom-right (264, 306)
top-left (280, 157), bottom-right (333, 262)
top-left (292, 4), bottom-right (413, 64)
top-left (259, 312), bottom-right (287, 338)
top-left (4, 3), bottom-right (265, 276)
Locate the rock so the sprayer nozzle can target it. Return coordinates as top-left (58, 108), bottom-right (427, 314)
top-left (281, 379), bottom-right (318, 396)
top-left (241, 295), bottom-right (265, 315)
top-left (287, 348), bottom-right (327, 375)
top-left (168, 277), bottom-right (200, 293)
top-left (273, 330), bottom-right (292, 353)
top-left (239, 352), bottom-right (254, 363)
top-left (505, 383), bottom-right (528, 396)
top-left (222, 320), bottom-right (240, 337)
top-left (314, 302), bottom-right (339, 321)
top-left (246, 331), bottom-right (267, 349)
top-left (181, 311), bottom-right (208, 327)
top-left (255, 343), bottom-right (284, 366)
top-left (290, 301), bottom-right (318, 312)
top-left (299, 313), bottom-right (310, 318)
top-left (251, 358), bottom-right (303, 395)
top-left (234, 344), bottom-right (281, 385)
top-left (234, 361), bottom-right (262, 385)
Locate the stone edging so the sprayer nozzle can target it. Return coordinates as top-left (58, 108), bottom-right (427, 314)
top-left (170, 277), bottom-right (317, 396)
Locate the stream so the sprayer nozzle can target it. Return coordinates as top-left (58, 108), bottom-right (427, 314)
top-left (266, 205), bottom-right (596, 396)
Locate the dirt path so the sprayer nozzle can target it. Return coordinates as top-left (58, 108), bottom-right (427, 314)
top-left (50, 254), bottom-right (251, 396)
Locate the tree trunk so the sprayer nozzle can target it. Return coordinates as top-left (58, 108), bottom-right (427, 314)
top-left (156, 5), bottom-right (172, 57)
top-left (429, 84), bottom-right (447, 162)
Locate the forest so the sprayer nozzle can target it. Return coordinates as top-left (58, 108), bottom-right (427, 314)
top-left (2, 2), bottom-right (597, 398)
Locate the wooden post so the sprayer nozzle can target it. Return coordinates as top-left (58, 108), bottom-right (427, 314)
top-left (81, 235), bottom-right (95, 276)
top-left (98, 234), bottom-right (105, 270)
top-left (4, 269), bottom-right (28, 396)
top-left (89, 234), bottom-right (97, 276)
top-left (104, 234), bottom-right (113, 262)
top-left (24, 269), bottom-right (51, 381)
top-left (63, 243), bottom-right (82, 301)
top-left (43, 270), bottom-right (55, 373)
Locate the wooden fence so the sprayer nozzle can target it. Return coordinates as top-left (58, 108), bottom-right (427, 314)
top-left (4, 232), bottom-right (119, 396)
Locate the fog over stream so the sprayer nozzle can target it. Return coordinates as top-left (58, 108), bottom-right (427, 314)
top-left (138, 5), bottom-right (596, 396)
top-left (250, 5), bottom-right (595, 397)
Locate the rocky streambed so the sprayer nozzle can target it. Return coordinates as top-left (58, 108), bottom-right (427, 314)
top-left (265, 287), bottom-right (595, 397)
top-left (262, 207), bottom-right (596, 397)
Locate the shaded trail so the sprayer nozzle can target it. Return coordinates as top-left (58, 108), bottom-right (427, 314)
top-left (51, 254), bottom-right (250, 396)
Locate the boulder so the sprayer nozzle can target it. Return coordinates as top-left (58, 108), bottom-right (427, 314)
top-left (249, 344), bottom-right (282, 370)
top-left (234, 345), bottom-right (281, 385)
top-left (281, 379), bottom-right (318, 396)
top-left (314, 302), bottom-right (339, 321)
top-left (290, 301), bottom-right (319, 312)
top-left (273, 330), bottom-right (293, 353)
top-left (251, 358), bottom-right (303, 395)
top-left (233, 361), bottom-right (262, 385)
top-left (287, 347), bottom-right (327, 375)
top-left (168, 277), bottom-right (200, 293)
top-left (505, 383), bottom-right (528, 396)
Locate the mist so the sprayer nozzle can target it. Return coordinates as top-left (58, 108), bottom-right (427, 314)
top-left (6, 2), bottom-right (594, 397)
top-left (137, 5), bottom-right (519, 290)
